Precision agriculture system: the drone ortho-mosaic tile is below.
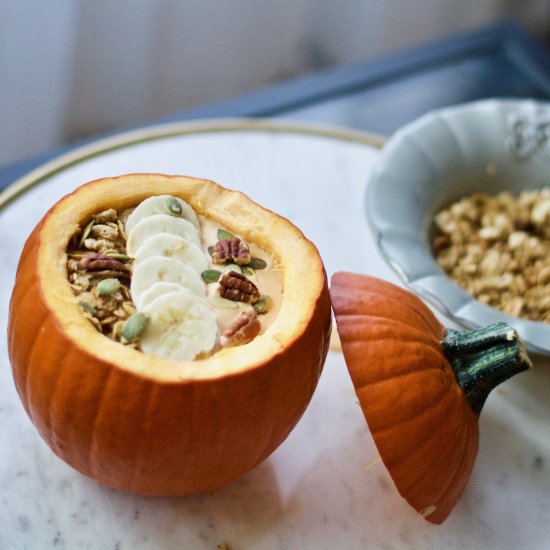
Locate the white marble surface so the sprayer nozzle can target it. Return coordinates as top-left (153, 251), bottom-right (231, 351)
top-left (0, 122), bottom-right (549, 549)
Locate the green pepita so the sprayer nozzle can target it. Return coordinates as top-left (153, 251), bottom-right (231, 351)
top-left (201, 269), bottom-right (222, 283)
top-left (253, 295), bottom-right (273, 315)
top-left (121, 312), bottom-right (150, 344)
top-left (78, 219), bottom-right (95, 248)
top-left (96, 278), bottom-right (121, 296)
top-left (241, 266), bottom-right (254, 277)
top-left (248, 257), bottom-right (267, 270)
top-left (79, 301), bottom-right (98, 317)
top-left (217, 229), bottom-right (233, 241)
top-left (106, 253), bottom-right (131, 262)
top-left (164, 196), bottom-right (183, 216)
top-left (208, 246), bottom-right (214, 256)
top-left (225, 263), bottom-right (242, 274)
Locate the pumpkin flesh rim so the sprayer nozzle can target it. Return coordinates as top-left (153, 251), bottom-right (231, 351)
top-left (36, 173), bottom-right (326, 381)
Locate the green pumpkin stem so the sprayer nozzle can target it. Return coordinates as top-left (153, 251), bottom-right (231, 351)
top-left (442, 322), bottom-right (532, 414)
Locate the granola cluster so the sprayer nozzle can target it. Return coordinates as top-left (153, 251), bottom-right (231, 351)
top-left (433, 188), bottom-right (550, 323)
top-left (67, 208), bottom-right (136, 342)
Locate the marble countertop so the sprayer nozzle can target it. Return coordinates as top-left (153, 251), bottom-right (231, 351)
top-left (0, 121), bottom-right (548, 549)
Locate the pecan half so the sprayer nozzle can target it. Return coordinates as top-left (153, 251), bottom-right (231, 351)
top-left (212, 237), bottom-right (251, 265)
top-left (79, 253), bottom-right (130, 272)
top-left (218, 271), bottom-right (260, 303)
top-left (222, 310), bottom-right (261, 347)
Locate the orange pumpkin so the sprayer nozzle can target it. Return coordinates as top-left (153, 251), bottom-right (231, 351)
top-left (330, 272), bottom-right (531, 524)
top-left (8, 174), bottom-right (332, 495)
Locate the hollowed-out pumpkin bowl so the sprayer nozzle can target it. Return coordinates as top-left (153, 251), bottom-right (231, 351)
top-left (8, 173), bottom-right (332, 496)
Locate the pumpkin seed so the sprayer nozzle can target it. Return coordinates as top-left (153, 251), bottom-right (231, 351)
top-left (96, 278), bottom-right (121, 296)
top-left (78, 301), bottom-right (98, 317)
top-left (241, 266), bottom-right (254, 277)
top-left (164, 197), bottom-right (183, 216)
top-left (78, 219), bottom-right (95, 248)
top-left (217, 229), bottom-right (233, 241)
top-left (121, 312), bottom-right (150, 344)
top-left (207, 295), bottom-right (238, 309)
top-left (201, 269), bottom-right (222, 283)
top-left (249, 257), bottom-right (267, 270)
top-left (106, 253), bottom-right (131, 262)
top-left (253, 295), bottom-right (272, 314)
top-left (208, 246), bottom-right (214, 256)
top-left (225, 263), bottom-right (242, 274)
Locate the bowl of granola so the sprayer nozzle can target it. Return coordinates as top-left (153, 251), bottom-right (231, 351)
top-left (367, 98), bottom-right (550, 356)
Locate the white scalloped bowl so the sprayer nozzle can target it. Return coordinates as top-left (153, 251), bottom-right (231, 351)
top-left (367, 99), bottom-right (550, 357)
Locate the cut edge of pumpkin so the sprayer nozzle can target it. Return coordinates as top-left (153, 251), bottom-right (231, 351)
top-left (330, 271), bottom-right (532, 525)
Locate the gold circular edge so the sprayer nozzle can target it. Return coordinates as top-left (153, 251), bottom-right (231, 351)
top-left (0, 118), bottom-right (385, 212)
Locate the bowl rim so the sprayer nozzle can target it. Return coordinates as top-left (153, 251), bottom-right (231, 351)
top-left (366, 98), bottom-right (550, 356)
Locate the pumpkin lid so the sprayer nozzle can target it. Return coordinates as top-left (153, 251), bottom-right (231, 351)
top-left (330, 272), bottom-right (531, 524)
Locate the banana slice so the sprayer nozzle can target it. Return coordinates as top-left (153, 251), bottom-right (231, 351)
top-left (134, 233), bottom-right (208, 274)
top-left (140, 289), bottom-right (218, 361)
top-left (131, 256), bottom-right (205, 309)
top-left (139, 281), bottom-right (189, 309)
top-left (125, 195), bottom-right (200, 233)
top-left (127, 214), bottom-right (200, 256)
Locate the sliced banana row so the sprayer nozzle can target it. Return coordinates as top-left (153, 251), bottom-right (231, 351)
top-left (125, 195), bottom-right (218, 361)
top-left (131, 257), bottom-right (206, 309)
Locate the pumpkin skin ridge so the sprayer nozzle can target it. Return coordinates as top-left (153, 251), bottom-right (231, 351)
top-left (352, 363), bottom-right (448, 397)
top-left (358, 364), bottom-right (462, 446)
top-left (333, 294), bottom-right (441, 336)
top-left (355, 370), bottom-right (454, 434)
top-left (375, 396), bottom-right (470, 504)
top-left (330, 272), bottom-right (481, 524)
top-left (337, 321), bottom-right (448, 391)
top-left (388, 405), bottom-right (476, 524)
top-left (88, 366), bottom-right (117, 480)
top-left (8, 227), bottom-right (47, 421)
top-left (96, 281), bottom-right (328, 494)
top-left (9, 174), bottom-right (332, 495)
top-left (17, 309), bottom-right (51, 425)
top-left (13, 225), bottom-right (122, 467)
top-left (125, 382), bottom-right (163, 493)
top-left (330, 272), bottom-right (442, 336)
top-left (335, 313), bottom-right (445, 349)
top-left (365, 380), bottom-right (471, 471)
top-left (356, 377), bottom-right (477, 524)
top-left (426, 412), bottom-right (478, 523)
top-left (33, 318), bottom-right (66, 457)
top-left (410, 406), bottom-right (477, 524)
